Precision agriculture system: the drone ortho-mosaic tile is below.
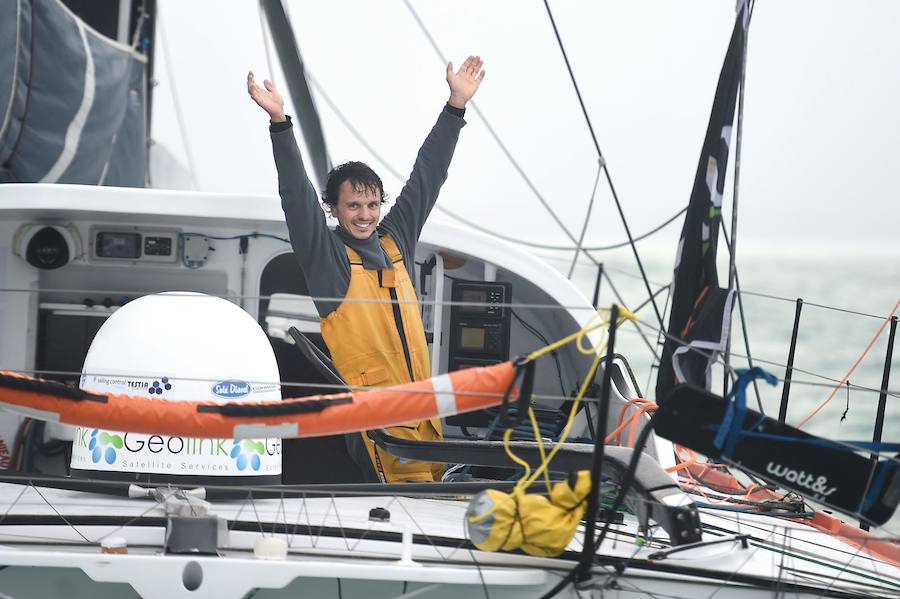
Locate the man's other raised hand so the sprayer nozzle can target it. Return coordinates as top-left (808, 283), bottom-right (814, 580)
top-left (247, 71), bottom-right (286, 123)
top-left (446, 55), bottom-right (486, 109)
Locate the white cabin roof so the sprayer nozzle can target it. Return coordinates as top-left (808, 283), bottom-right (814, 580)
top-left (0, 183), bottom-right (596, 326)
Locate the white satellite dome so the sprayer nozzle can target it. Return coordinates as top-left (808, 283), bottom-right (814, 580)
top-left (70, 292), bottom-right (282, 482)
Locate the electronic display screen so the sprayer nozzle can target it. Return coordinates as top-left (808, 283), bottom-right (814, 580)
top-left (460, 289), bottom-right (488, 313)
top-left (460, 327), bottom-right (486, 350)
top-left (96, 232), bottom-right (141, 259)
top-left (144, 236), bottom-right (172, 256)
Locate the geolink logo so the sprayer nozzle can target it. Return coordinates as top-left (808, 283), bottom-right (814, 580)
top-left (89, 429), bottom-right (123, 464)
top-left (149, 376), bottom-right (172, 395)
top-left (230, 440), bottom-right (265, 471)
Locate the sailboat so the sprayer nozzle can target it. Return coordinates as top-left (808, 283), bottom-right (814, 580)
top-left (0, 1), bottom-right (897, 597)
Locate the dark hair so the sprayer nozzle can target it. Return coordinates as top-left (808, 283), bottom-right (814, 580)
top-left (321, 161), bottom-right (387, 207)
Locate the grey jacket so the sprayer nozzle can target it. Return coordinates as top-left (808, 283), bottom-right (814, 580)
top-left (270, 107), bottom-right (465, 317)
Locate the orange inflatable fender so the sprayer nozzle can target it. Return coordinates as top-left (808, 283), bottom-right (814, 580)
top-left (0, 362), bottom-right (516, 440)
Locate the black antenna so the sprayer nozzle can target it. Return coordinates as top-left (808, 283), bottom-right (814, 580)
top-left (542, 0), bottom-right (665, 331)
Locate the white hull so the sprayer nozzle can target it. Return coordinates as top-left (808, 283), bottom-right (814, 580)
top-left (0, 483), bottom-right (896, 598)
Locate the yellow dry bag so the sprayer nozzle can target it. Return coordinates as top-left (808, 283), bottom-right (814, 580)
top-left (465, 470), bottom-right (591, 558)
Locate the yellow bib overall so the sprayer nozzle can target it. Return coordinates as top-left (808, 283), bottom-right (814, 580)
top-left (320, 234), bottom-right (443, 482)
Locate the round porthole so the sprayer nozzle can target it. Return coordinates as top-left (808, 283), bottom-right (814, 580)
top-left (182, 560), bottom-right (203, 591)
top-left (25, 226), bottom-right (71, 270)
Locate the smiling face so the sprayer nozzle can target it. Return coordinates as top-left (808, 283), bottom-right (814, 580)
top-left (330, 180), bottom-right (382, 239)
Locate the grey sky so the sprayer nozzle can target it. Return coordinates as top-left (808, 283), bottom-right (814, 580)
top-left (151, 1), bottom-right (899, 249)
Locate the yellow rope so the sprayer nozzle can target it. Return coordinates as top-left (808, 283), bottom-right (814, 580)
top-left (519, 349), bottom-right (604, 490)
top-left (527, 406), bottom-right (553, 494)
top-left (467, 307), bottom-right (639, 525)
top-left (527, 308), bottom-right (608, 361)
top-left (510, 308), bottom-right (639, 496)
top-left (501, 426), bottom-right (532, 482)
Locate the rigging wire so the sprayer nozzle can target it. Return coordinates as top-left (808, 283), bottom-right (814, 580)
top-left (439, 203), bottom-right (685, 253)
top-left (4, 363), bottom-right (898, 406)
top-left (722, 0), bottom-right (752, 399)
top-left (0, 286), bottom-right (897, 401)
top-left (2, 269), bottom-right (893, 322)
top-left (567, 160), bottom-right (603, 279)
top-left (600, 264), bottom-right (669, 287)
top-left (0, 275), bottom-right (896, 404)
top-left (600, 270), bottom-right (661, 362)
top-left (647, 279), bottom-right (675, 392)
top-left (304, 71), bottom-right (602, 263)
top-left (542, 0), bottom-right (665, 332)
top-left (510, 308), bottom-right (567, 398)
top-left (5, 386), bottom-right (900, 556)
top-left (400, 1), bottom-right (585, 249)
top-left (576, 206), bottom-right (685, 251)
top-left (567, 262), bottom-right (896, 323)
top-left (0, 286), bottom-right (612, 312)
top-left (1, 470), bottom-right (898, 549)
top-left (628, 319), bottom-right (900, 402)
top-left (702, 527), bottom-right (783, 599)
top-left (5, 9), bottom-right (899, 589)
top-left (797, 297), bottom-right (900, 429)
top-left (738, 290), bottom-right (892, 322)
top-left (304, 72), bottom-right (404, 184)
top-left (720, 223), bottom-right (763, 413)
top-left (6, 314), bottom-right (900, 491)
top-left (5, 485), bottom-right (899, 552)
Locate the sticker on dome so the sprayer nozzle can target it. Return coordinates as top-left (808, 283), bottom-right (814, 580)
top-left (211, 380), bottom-right (251, 399)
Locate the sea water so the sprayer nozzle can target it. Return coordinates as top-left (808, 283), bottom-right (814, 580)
top-left (540, 243), bottom-right (900, 535)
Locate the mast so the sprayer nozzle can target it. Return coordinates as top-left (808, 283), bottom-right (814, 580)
top-left (258, 0), bottom-right (332, 190)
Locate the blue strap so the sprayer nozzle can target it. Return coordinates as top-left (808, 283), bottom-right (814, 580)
top-left (704, 426), bottom-right (900, 453)
top-left (713, 367), bottom-right (778, 457)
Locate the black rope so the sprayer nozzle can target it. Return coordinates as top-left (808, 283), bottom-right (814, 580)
top-left (600, 270), bottom-right (660, 362)
top-left (196, 396), bottom-right (351, 417)
top-left (0, 372), bottom-right (107, 402)
top-left (542, 0), bottom-right (666, 332)
top-left (577, 305), bottom-right (620, 581)
top-left (496, 359), bottom-right (536, 431)
top-left (540, 415), bottom-right (659, 598)
top-left (511, 309), bottom-right (566, 398)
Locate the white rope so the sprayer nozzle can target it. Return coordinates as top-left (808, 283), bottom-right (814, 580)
top-left (0, 0), bottom-right (21, 144)
top-left (40, 18), bottom-right (95, 183)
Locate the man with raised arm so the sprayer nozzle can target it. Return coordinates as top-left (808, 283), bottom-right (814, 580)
top-left (248, 57), bottom-right (485, 482)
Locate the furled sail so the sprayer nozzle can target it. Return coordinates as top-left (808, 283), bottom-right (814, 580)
top-left (655, 2), bottom-right (747, 401)
top-left (0, 0), bottom-right (146, 186)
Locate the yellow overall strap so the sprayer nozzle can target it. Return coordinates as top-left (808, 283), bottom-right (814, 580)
top-left (319, 234), bottom-right (443, 482)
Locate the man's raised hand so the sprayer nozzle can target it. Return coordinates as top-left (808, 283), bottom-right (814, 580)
top-left (446, 55), bottom-right (486, 109)
top-left (247, 71), bottom-right (286, 123)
